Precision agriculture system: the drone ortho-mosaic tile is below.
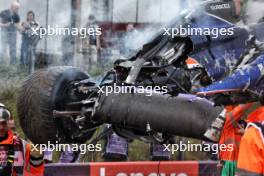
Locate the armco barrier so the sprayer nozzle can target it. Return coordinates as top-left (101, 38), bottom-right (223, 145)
top-left (14, 161), bottom-right (219, 176)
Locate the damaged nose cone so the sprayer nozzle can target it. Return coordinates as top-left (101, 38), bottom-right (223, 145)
top-left (92, 92), bottom-right (223, 141)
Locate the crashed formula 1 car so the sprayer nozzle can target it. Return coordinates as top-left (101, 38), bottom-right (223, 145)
top-left (17, 7), bottom-right (264, 145)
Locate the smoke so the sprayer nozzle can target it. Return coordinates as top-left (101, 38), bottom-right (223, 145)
top-left (0, 0), bottom-right (72, 66)
top-left (112, 0), bottom-right (203, 23)
top-left (0, 0), bottom-right (207, 71)
top-left (244, 1), bottom-right (264, 24)
top-left (118, 0), bottom-right (204, 56)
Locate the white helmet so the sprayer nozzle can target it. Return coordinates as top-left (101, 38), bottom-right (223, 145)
top-left (0, 103), bottom-right (11, 122)
top-left (0, 103), bottom-right (6, 108)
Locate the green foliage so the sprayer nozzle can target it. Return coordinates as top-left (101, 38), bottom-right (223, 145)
top-left (0, 65), bottom-right (28, 139)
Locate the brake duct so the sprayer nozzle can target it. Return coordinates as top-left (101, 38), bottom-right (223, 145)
top-left (91, 92), bottom-right (223, 141)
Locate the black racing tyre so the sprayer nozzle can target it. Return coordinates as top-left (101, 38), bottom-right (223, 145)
top-left (17, 66), bottom-right (93, 144)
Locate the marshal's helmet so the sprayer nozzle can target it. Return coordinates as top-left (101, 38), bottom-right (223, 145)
top-left (0, 103), bottom-right (11, 122)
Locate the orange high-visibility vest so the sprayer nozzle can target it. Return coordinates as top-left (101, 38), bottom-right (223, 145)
top-left (236, 122), bottom-right (264, 175)
top-left (219, 103), bottom-right (252, 161)
top-left (236, 106), bottom-right (264, 175)
top-left (23, 143), bottom-right (44, 176)
top-left (0, 130), bottom-right (44, 176)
